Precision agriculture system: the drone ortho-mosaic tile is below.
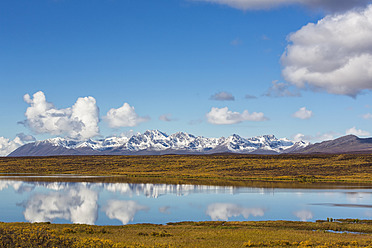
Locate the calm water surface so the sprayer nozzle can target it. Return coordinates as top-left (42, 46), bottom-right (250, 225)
top-left (0, 179), bottom-right (371, 225)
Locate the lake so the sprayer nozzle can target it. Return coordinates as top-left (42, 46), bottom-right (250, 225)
top-left (0, 179), bottom-right (371, 225)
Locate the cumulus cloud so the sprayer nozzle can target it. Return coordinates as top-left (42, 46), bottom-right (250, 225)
top-left (191, 0), bottom-right (371, 12)
top-left (23, 91), bottom-right (99, 140)
top-left (292, 107), bottom-right (313, 120)
top-left (0, 133), bottom-right (36, 156)
top-left (294, 210), bottom-right (313, 221)
top-left (23, 186), bottom-right (98, 224)
top-left (104, 200), bottom-right (148, 225)
top-left (159, 114), bottom-right (176, 122)
top-left (206, 107), bottom-right (268, 125)
top-left (206, 203), bottom-right (265, 221)
top-left (345, 127), bottom-right (371, 137)
top-left (104, 103), bottom-right (150, 128)
top-left (264, 81), bottom-right (301, 97)
top-left (282, 5), bottom-right (372, 97)
top-left (210, 92), bottom-right (235, 101)
top-left (0, 136), bottom-right (24, 156)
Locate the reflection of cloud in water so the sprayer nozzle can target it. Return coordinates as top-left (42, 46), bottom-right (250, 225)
top-left (159, 206), bottom-right (171, 214)
top-left (206, 203), bottom-right (264, 221)
top-left (293, 210), bottom-right (313, 221)
top-left (104, 200), bottom-right (148, 225)
top-left (23, 186), bottom-right (98, 225)
top-left (0, 180), bottom-right (35, 193)
top-left (346, 192), bottom-right (372, 203)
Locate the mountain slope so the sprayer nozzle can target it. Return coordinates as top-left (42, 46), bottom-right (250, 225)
top-left (295, 135), bottom-right (372, 154)
top-left (8, 130), bottom-right (308, 157)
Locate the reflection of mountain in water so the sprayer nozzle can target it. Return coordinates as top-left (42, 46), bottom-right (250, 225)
top-left (0, 180), bottom-right (282, 198)
top-left (2, 180), bottom-right (368, 225)
top-left (0, 180), bottom-right (248, 225)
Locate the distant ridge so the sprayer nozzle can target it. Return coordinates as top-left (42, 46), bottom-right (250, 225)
top-left (8, 130), bottom-right (308, 157)
top-left (295, 135), bottom-right (372, 154)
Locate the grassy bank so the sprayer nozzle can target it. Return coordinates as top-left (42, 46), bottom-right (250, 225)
top-left (0, 154), bottom-right (372, 186)
top-left (1, 219), bottom-right (372, 247)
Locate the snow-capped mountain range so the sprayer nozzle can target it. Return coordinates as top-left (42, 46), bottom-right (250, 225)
top-left (8, 130), bottom-right (309, 156)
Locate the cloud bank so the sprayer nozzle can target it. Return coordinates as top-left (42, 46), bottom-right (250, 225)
top-left (282, 5), bottom-right (372, 97)
top-left (192, 0), bottom-right (371, 12)
top-left (293, 132), bottom-right (336, 143)
top-left (104, 103), bottom-right (150, 128)
top-left (206, 107), bottom-right (267, 125)
top-left (345, 127), bottom-right (370, 137)
top-left (23, 91), bottom-right (99, 140)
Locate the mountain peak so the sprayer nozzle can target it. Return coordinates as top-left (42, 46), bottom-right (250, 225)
top-left (8, 130), bottom-right (309, 157)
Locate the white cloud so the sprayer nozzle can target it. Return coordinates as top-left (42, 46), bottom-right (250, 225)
top-left (0, 136), bottom-right (24, 156)
top-left (191, 0), bottom-right (371, 11)
top-left (264, 80), bottom-right (300, 97)
top-left (206, 107), bottom-right (268, 125)
top-left (23, 186), bottom-right (98, 224)
top-left (0, 133), bottom-right (36, 156)
top-left (23, 91), bottom-right (99, 140)
top-left (159, 114), bottom-right (176, 122)
top-left (292, 132), bottom-right (336, 142)
top-left (292, 107), bottom-right (313, 120)
top-left (282, 5), bottom-right (372, 97)
top-left (206, 203), bottom-right (264, 221)
top-left (104, 103), bottom-right (149, 128)
top-left (362, 113), bottom-right (372, 119)
top-left (345, 127), bottom-right (370, 137)
top-left (294, 210), bottom-right (313, 221)
top-left (104, 200), bottom-right (148, 225)
top-left (210, 91), bottom-right (235, 101)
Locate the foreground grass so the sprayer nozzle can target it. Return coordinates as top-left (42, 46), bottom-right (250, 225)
top-left (1, 220), bottom-right (372, 247)
top-left (0, 154), bottom-right (372, 186)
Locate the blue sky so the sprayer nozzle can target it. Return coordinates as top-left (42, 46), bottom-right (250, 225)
top-left (1, 0), bottom-right (372, 155)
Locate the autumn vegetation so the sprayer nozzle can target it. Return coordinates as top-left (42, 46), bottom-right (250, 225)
top-left (1, 219), bottom-right (372, 247)
top-left (0, 154), bottom-right (371, 186)
top-left (1, 154), bottom-right (372, 247)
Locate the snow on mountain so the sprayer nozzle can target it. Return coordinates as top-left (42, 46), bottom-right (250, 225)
top-left (10, 130), bottom-right (308, 156)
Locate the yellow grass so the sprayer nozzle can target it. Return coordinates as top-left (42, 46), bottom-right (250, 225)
top-left (0, 154), bottom-right (371, 186)
top-left (1, 219), bottom-right (371, 247)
